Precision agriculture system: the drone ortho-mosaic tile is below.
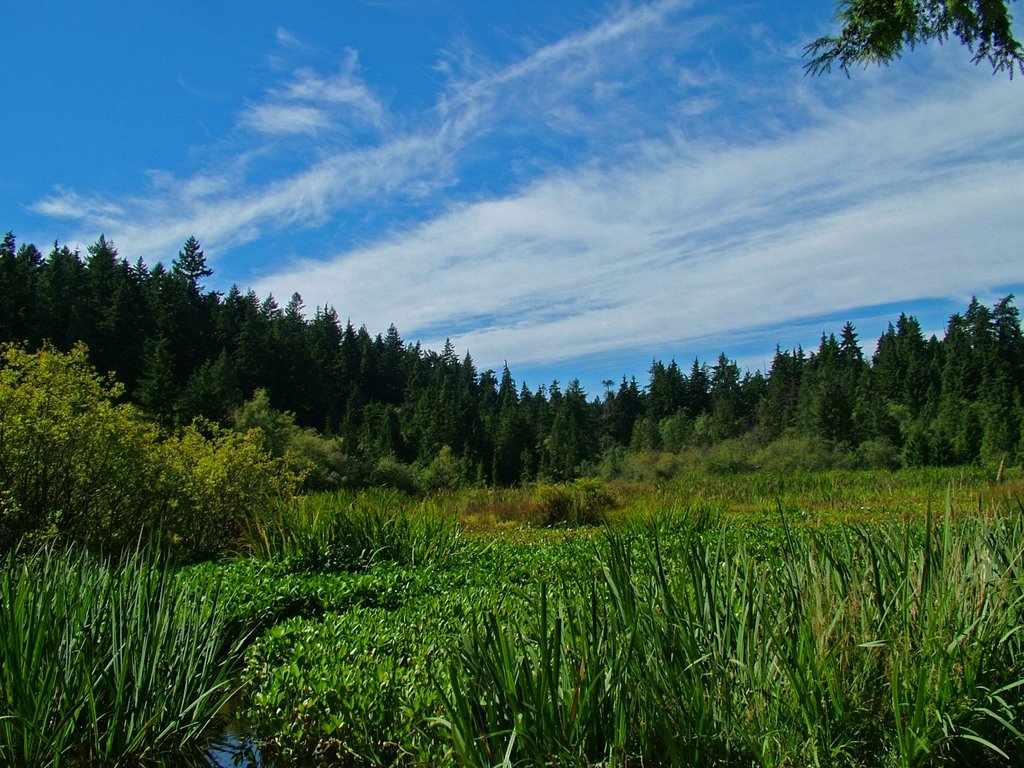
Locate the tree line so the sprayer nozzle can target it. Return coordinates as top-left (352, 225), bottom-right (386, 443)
top-left (1, 231), bottom-right (1021, 486)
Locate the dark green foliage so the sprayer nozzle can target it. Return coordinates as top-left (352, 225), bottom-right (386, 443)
top-left (542, 379), bottom-right (602, 480)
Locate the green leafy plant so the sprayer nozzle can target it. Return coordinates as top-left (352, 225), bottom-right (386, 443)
top-left (0, 344), bottom-right (300, 559)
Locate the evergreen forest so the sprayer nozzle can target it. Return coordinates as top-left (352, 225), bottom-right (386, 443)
top-left (2, 231), bottom-right (1022, 489)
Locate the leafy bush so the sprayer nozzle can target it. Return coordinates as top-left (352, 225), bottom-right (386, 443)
top-left (855, 436), bottom-right (902, 469)
top-left (534, 479), bottom-right (616, 526)
top-left (234, 389), bottom-right (354, 491)
top-left (700, 436), bottom-right (758, 473)
top-left (371, 455), bottom-right (422, 495)
top-left (419, 444), bottom-right (467, 491)
top-left (159, 422), bottom-right (299, 559)
top-left (0, 344), bottom-right (299, 557)
top-left (749, 434), bottom-right (858, 472)
top-left (0, 343), bottom-right (165, 550)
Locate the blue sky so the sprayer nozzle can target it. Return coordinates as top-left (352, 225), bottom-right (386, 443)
top-left (4, 0), bottom-right (1023, 395)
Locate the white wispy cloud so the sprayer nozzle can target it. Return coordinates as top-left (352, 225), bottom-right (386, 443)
top-left (281, 52), bottom-right (387, 127)
top-left (32, 1), bottom-right (695, 260)
top-left (275, 26), bottom-right (311, 52)
top-left (28, 1), bottom-right (1024, 380)
top-left (33, 188), bottom-right (125, 225)
top-left (240, 103), bottom-right (330, 135)
top-left (241, 48), bottom-right (387, 136)
top-left (254, 63), bottom-right (1023, 371)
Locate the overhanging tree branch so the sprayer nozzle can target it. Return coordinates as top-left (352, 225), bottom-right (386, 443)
top-left (805, 0), bottom-right (1024, 77)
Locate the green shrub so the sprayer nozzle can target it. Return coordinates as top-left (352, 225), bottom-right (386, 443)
top-left (159, 422), bottom-right (299, 559)
top-left (749, 434), bottom-right (855, 472)
top-left (855, 436), bottom-right (902, 469)
top-left (0, 344), bottom-right (299, 557)
top-left (419, 444), bottom-right (467, 491)
top-left (659, 411), bottom-right (693, 452)
top-left (234, 389), bottom-right (354, 491)
top-left (534, 479), bottom-right (616, 526)
top-left (701, 436), bottom-right (758, 473)
top-left (0, 343), bottom-right (165, 551)
top-left (371, 455), bottom-right (422, 495)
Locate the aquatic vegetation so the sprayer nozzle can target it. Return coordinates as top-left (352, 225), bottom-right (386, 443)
top-left (0, 544), bottom-right (246, 766)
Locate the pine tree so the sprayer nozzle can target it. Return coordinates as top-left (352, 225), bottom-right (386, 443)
top-left (759, 346), bottom-right (805, 439)
top-left (36, 243), bottom-right (86, 351)
top-left (172, 236), bottom-right (213, 292)
top-left (543, 379), bottom-right (599, 480)
top-left (0, 234), bottom-right (44, 344)
top-left (708, 353), bottom-right (744, 441)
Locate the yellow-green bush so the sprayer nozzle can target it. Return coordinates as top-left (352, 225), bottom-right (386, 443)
top-left (0, 344), bottom-right (298, 557)
top-left (234, 389), bottom-right (357, 491)
top-left (0, 344), bottom-right (165, 550)
top-left (159, 423), bottom-right (299, 559)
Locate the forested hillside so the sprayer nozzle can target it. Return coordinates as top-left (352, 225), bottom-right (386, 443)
top-left (2, 231), bottom-right (1021, 485)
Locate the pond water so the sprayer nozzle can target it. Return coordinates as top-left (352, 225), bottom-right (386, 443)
top-left (203, 724), bottom-right (266, 767)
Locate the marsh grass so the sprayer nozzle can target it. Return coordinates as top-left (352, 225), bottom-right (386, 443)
top-left (240, 488), bottom-right (463, 571)
top-left (0, 544), bottom-right (246, 766)
top-left (441, 497), bottom-right (1024, 767)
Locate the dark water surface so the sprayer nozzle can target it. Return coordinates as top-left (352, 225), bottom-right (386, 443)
top-left (203, 725), bottom-right (266, 768)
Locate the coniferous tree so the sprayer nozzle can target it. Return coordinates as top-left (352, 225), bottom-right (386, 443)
top-left (605, 376), bottom-right (643, 445)
top-left (799, 333), bottom-right (857, 445)
top-left (758, 346), bottom-right (805, 439)
top-left (36, 243), bottom-right (86, 351)
top-left (708, 353), bottom-right (745, 441)
top-left (0, 233), bottom-right (17, 342)
top-left (685, 358), bottom-right (712, 418)
top-left (646, 359), bottom-right (686, 421)
top-left (0, 234), bottom-right (44, 345)
top-left (543, 379), bottom-right (600, 480)
top-left (5, 229), bottom-right (1024, 480)
top-left (135, 336), bottom-right (180, 429)
top-left (307, 306), bottom-right (345, 432)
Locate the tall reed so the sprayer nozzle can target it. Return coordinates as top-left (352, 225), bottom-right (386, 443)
top-left (441, 499), bottom-right (1024, 766)
top-left (241, 489), bottom-right (463, 571)
top-left (0, 544), bottom-right (246, 766)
